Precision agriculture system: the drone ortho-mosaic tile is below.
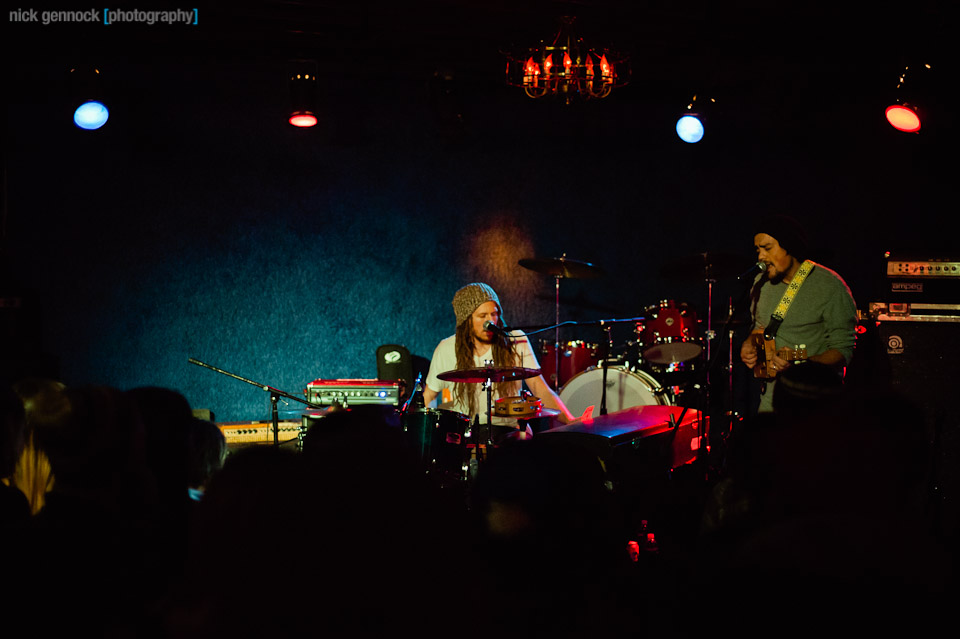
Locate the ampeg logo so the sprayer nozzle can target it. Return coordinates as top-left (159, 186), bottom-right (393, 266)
top-left (886, 335), bottom-right (904, 355)
top-left (383, 350), bottom-right (402, 364)
top-left (891, 282), bottom-right (923, 292)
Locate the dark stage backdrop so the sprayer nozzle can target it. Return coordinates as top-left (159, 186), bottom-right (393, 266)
top-left (3, 19), bottom-right (952, 421)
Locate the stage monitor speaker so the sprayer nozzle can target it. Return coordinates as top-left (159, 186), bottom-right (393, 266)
top-left (376, 344), bottom-right (413, 399)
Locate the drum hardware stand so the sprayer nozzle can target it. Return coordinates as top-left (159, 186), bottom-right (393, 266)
top-left (517, 254), bottom-right (605, 390)
top-left (598, 324), bottom-right (616, 415)
top-left (505, 318), bottom-right (644, 413)
top-left (187, 357), bottom-right (323, 447)
top-left (399, 372), bottom-right (424, 415)
top-left (697, 278), bottom-right (756, 472)
top-left (483, 359), bottom-right (496, 448)
top-left (554, 272), bottom-right (561, 391)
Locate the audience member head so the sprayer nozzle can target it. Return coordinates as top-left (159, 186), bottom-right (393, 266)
top-left (12, 377), bottom-right (69, 436)
top-left (125, 386), bottom-right (193, 494)
top-left (1, 385), bottom-right (26, 477)
top-left (186, 417), bottom-right (226, 494)
top-left (34, 385), bottom-right (152, 515)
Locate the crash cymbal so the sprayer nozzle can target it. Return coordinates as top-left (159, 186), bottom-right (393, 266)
top-left (660, 252), bottom-right (752, 280)
top-left (518, 256), bottom-right (604, 279)
top-left (437, 366), bottom-right (542, 384)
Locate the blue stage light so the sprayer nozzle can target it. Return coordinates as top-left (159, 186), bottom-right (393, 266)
top-left (74, 100), bottom-right (109, 130)
top-left (676, 115), bottom-right (704, 143)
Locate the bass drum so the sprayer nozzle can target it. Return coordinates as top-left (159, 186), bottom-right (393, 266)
top-left (559, 367), bottom-right (670, 418)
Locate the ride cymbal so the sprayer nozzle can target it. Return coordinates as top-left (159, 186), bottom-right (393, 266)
top-left (518, 256), bottom-right (604, 279)
top-left (437, 366), bottom-right (542, 384)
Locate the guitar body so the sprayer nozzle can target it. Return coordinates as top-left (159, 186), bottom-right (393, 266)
top-left (751, 328), bottom-right (807, 379)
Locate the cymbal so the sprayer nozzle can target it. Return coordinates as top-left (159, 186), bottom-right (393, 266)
top-left (660, 252), bottom-right (752, 280)
top-left (521, 407), bottom-right (562, 419)
top-left (437, 366), bottom-right (542, 384)
top-left (518, 256), bottom-right (604, 279)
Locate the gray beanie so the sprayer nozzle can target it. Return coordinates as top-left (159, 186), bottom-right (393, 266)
top-left (452, 283), bottom-right (501, 326)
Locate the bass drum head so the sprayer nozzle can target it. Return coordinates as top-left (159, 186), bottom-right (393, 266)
top-left (559, 367), bottom-right (670, 418)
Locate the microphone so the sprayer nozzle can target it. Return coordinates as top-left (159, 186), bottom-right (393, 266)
top-left (738, 261), bottom-right (766, 281)
top-left (484, 321), bottom-right (520, 338)
top-left (483, 320), bottom-right (506, 335)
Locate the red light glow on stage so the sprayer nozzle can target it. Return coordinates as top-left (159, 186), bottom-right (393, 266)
top-left (885, 105), bottom-right (920, 133)
top-left (289, 113), bottom-right (318, 128)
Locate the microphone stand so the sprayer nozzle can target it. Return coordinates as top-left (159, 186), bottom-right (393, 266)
top-left (685, 270), bottom-right (758, 471)
top-left (188, 358), bottom-right (323, 446)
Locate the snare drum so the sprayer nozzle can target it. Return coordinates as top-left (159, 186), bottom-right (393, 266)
top-left (638, 300), bottom-right (702, 364)
top-left (559, 367), bottom-right (670, 417)
top-left (401, 408), bottom-right (469, 479)
top-left (541, 340), bottom-right (601, 388)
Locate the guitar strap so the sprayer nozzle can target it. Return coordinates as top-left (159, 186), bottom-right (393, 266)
top-left (763, 260), bottom-right (815, 339)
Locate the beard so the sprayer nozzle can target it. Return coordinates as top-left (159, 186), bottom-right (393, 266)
top-left (473, 328), bottom-right (495, 345)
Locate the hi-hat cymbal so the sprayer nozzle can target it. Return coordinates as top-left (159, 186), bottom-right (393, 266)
top-left (660, 252), bottom-right (752, 280)
top-left (518, 256), bottom-right (604, 279)
top-left (437, 366), bottom-right (542, 384)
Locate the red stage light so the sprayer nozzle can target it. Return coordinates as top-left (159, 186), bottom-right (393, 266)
top-left (885, 105), bottom-right (921, 133)
top-left (289, 113), bottom-right (318, 128)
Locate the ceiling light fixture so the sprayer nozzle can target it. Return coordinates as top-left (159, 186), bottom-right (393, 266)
top-left (503, 16), bottom-right (629, 103)
top-left (885, 62), bottom-right (932, 134)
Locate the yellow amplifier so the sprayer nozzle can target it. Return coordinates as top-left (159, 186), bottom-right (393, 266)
top-left (218, 420), bottom-right (302, 446)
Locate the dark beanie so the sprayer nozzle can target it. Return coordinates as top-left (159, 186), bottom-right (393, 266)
top-left (755, 214), bottom-right (810, 261)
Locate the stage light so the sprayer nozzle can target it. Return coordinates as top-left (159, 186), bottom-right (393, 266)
top-left (885, 63), bottom-right (932, 134)
top-left (885, 105), bottom-right (920, 133)
top-left (676, 115), bottom-right (704, 143)
top-left (676, 94), bottom-right (714, 143)
top-left (288, 112), bottom-right (318, 128)
top-left (69, 67), bottom-right (109, 131)
top-left (74, 100), bottom-right (110, 130)
top-left (288, 62), bottom-right (319, 128)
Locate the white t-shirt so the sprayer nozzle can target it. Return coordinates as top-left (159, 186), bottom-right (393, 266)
top-left (425, 331), bottom-right (540, 425)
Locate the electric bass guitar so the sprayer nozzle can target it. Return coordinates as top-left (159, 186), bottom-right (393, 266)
top-left (751, 328), bottom-right (808, 379)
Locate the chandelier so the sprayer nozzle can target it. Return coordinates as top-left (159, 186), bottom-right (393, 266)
top-left (503, 16), bottom-right (630, 102)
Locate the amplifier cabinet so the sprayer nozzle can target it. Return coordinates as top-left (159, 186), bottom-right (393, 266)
top-left (876, 315), bottom-right (960, 541)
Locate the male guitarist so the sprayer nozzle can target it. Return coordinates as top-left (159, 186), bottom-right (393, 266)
top-left (739, 215), bottom-right (858, 415)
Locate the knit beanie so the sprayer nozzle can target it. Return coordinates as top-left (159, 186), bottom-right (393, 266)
top-left (452, 283), bottom-right (501, 326)
top-left (755, 214), bottom-right (810, 262)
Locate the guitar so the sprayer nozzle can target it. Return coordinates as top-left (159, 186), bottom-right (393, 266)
top-left (750, 328), bottom-right (808, 379)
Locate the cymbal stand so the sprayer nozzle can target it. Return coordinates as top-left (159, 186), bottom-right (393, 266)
top-left (483, 360), bottom-right (495, 448)
top-left (599, 324), bottom-right (614, 415)
top-left (726, 296), bottom-right (737, 437)
top-left (703, 268), bottom-right (717, 405)
top-left (553, 273), bottom-right (561, 391)
top-left (188, 357), bottom-right (323, 446)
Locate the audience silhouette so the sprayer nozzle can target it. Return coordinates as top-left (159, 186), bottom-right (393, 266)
top-left (1, 369), bottom-right (955, 637)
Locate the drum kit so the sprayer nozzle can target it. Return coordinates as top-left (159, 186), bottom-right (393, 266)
top-left (400, 251), bottom-right (753, 485)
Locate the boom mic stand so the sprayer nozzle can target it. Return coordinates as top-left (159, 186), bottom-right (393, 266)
top-left (188, 358), bottom-right (324, 446)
